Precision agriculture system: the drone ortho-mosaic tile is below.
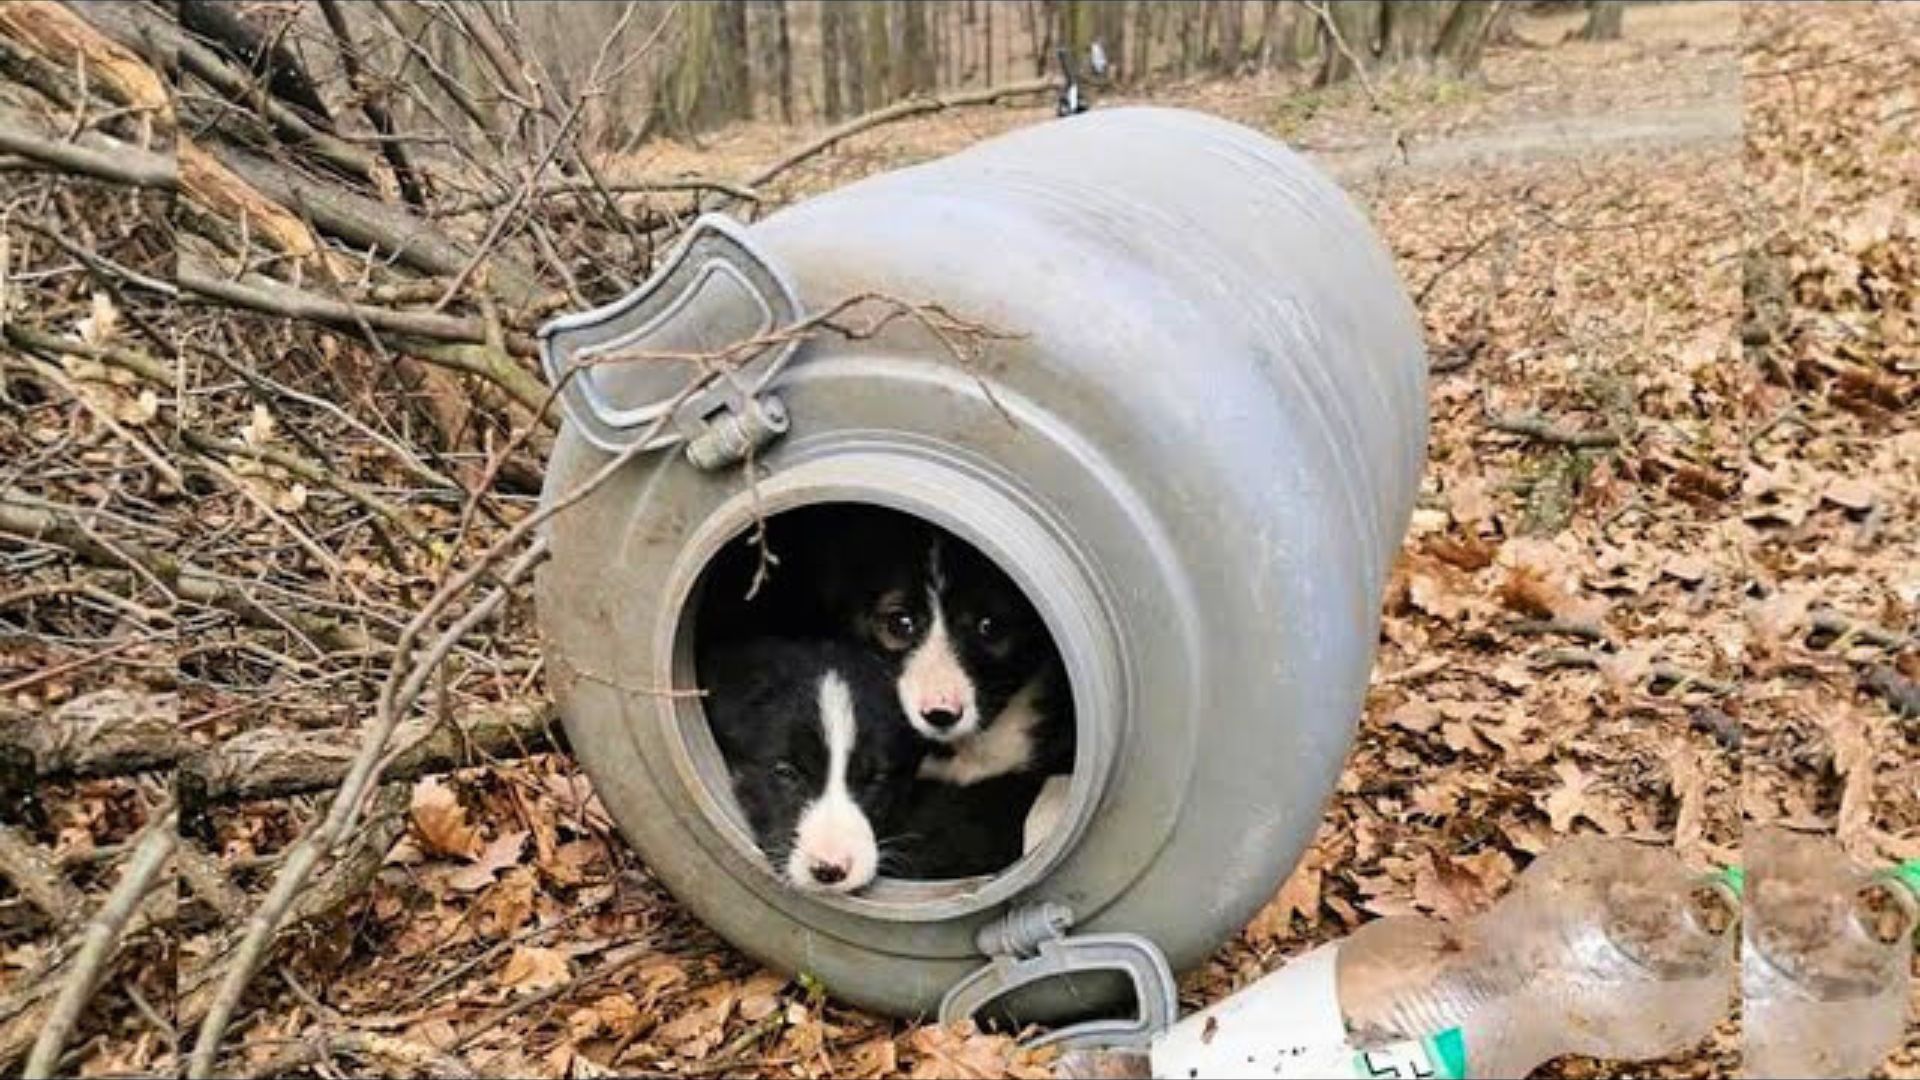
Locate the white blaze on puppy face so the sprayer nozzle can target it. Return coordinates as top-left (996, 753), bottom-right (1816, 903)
top-left (898, 588), bottom-right (979, 742)
top-left (784, 672), bottom-right (878, 893)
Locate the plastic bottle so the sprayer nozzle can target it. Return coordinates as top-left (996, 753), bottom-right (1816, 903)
top-left (1739, 826), bottom-right (1919, 1079)
top-left (1061, 837), bottom-right (1738, 1079)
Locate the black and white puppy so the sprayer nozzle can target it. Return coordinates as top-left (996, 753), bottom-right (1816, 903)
top-left (698, 637), bottom-right (926, 894)
top-left (810, 510), bottom-right (1074, 788)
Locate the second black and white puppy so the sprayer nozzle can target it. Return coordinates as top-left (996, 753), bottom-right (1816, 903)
top-left (698, 637), bottom-right (926, 894)
top-left (805, 510), bottom-right (1074, 783)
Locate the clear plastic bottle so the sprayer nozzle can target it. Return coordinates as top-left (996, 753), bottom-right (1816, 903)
top-left (1063, 837), bottom-right (1738, 1079)
top-left (1739, 827), bottom-right (1919, 1079)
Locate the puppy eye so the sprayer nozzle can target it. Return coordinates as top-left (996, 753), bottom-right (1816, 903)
top-left (975, 616), bottom-right (1000, 640)
top-left (877, 610), bottom-right (918, 649)
top-left (771, 762), bottom-right (802, 786)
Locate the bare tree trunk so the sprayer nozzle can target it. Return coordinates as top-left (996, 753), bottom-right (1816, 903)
top-left (1094, 0), bottom-right (1126, 83)
top-left (1198, 1), bottom-right (1216, 69)
top-left (1132, 0), bottom-right (1153, 81)
top-left (1177, 2), bottom-right (1196, 77)
top-left (820, 0), bottom-right (843, 121)
top-left (840, 1), bottom-right (868, 112)
top-left (1579, 0), bottom-right (1625, 42)
top-left (1058, 0), bottom-right (1093, 71)
top-left (1030, 0), bottom-right (1056, 77)
top-left (1214, 0), bottom-right (1242, 73)
top-left (720, 0), bottom-right (752, 119)
top-left (863, 1), bottom-right (890, 109)
top-left (1255, 0), bottom-right (1279, 71)
top-left (984, 0), bottom-right (995, 84)
top-left (1432, 0), bottom-right (1501, 76)
top-left (899, 0), bottom-right (933, 95)
top-left (773, 0), bottom-right (793, 122)
top-left (1379, 0), bottom-right (1446, 69)
top-left (1289, 2), bottom-right (1323, 70)
top-left (1316, 1), bottom-right (1382, 87)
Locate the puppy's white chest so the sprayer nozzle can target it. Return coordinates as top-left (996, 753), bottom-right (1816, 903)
top-left (919, 678), bottom-right (1045, 786)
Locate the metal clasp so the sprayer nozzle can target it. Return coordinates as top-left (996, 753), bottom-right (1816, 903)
top-left (939, 903), bottom-right (1178, 1051)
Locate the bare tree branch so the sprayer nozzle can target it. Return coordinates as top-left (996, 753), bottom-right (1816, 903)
top-left (740, 76), bottom-right (1055, 191)
top-left (23, 808), bottom-right (177, 1080)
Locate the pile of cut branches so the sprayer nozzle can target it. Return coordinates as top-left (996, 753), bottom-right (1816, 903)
top-left (0, 3), bottom-right (1051, 1075)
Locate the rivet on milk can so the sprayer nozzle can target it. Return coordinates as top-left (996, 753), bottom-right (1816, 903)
top-left (533, 106), bottom-right (1428, 1045)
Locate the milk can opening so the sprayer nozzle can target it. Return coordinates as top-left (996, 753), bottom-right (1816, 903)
top-left (665, 496), bottom-right (1113, 921)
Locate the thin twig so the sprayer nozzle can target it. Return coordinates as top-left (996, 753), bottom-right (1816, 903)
top-left (23, 807), bottom-right (177, 1079)
top-left (1487, 411), bottom-right (1623, 449)
top-left (738, 77), bottom-right (1054, 193)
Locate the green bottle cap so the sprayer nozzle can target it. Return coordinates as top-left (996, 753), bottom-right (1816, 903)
top-left (1887, 859), bottom-right (1920, 898)
top-left (1718, 865), bottom-right (1746, 898)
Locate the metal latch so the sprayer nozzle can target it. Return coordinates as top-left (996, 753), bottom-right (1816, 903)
top-left (536, 214), bottom-right (804, 467)
top-left (671, 372), bottom-right (790, 471)
top-left (939, 903), bottom-right (1178, 1051)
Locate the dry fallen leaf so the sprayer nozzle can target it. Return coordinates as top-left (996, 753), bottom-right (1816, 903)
top-left (736, 970), bottom-right (789, 1022)
top-left (448, 829), bottom-right (530, 893)
top-left (411, 777), bottom-right (483, 859)
top-left (499, 945), bottom-right (573, 995)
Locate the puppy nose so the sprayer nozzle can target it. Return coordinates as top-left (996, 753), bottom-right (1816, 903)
top-left (809, 860), bottom-right (848, 886)
top-left (921, 707), bottom-right (962, 731)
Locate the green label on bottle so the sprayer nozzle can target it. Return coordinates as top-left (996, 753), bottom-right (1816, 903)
top-left (1350, 1028), bottom-right (1467, 1079)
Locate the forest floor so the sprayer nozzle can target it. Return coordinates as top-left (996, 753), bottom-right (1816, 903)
top-left (34, 2), bottom-right (1914, 1076)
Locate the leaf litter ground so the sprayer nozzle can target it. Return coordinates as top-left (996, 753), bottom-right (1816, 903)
top-left (18, 4), bottom-right (1911, 1077)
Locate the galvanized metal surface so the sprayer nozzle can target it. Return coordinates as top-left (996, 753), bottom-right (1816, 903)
top-left (535, 106), bottom-right (1428, 1019)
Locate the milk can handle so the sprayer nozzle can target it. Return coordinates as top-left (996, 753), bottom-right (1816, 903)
top-left (536, 214), bottom-right (803, 460)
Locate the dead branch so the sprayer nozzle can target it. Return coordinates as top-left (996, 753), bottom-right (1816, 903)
top-left (187, 316), bottom-right (712, 1074)
top-left (179, 430), bottom-right (431, 550)
top-left (0, 874), bottom-right (169, 1070)
top-left (1306, 1), bottom-right (1387, 109)
top-left (1534, 648), bottom-right (1735, 696)
top-left (0, 688), bottom-right (186, 789)
top-left (740, 76), bottom-right (1054, 191)
top-left (1, 691), bottom-right (552, 810)
top-left (1487, 411), bottom-right (1623, 448)
top-left (367, 0), bottom-right (497, 137)
top-left (1862, 665), bottom-right (1919, 720)
top-left (179, 784), bottom-right (411, 1058)
top-left (316, 0), bottom-right (427, 207)
top-left (1508, 617), bottom-right (1609, 642)
top-left (1, 321), bottom-right (179, 393)
top-left (175, 264), bottom-right (491, 344)
top-left (6, 351), bottom-right (185, 489)
top-left (1808, 608), bottom-right (1911, 651)
top-left (23, 808), bottom-right (177, 1079)
top-left (212, 146), bottom-right (548, 307)
top-left (177, 0), bottom-right (329, 118)
top-left (437, 175), bottom-right (762, 217)
top-left (0, 822), bottom-right (85, 921)
top-left (0, 490), bottom-right (379, 653)
top-left (178, 139), bottom-right (333, 265)
top-left (0, 2), bottom-right (171, 116)
top-left (178, 702), bottom-right (560, 807)
top-left (166, 15), bottom-right (375, 185)
top-left (175, 264), bottom-right (555, 419)
top-left (245, 1032), bottom-right (478, 1080)
top-left (177, 842), bottom-right (248, 924)
top-left (0, 116), bottom-right (173, 189)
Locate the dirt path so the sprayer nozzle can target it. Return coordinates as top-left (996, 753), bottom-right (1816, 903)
top-left (1313, 97), bottom-right (1740, 182)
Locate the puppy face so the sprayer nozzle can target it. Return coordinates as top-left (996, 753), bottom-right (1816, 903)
top-left (701, 640), bottom-right (923, 893)
top-left (859, 539), bottom-right (1049, 744)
